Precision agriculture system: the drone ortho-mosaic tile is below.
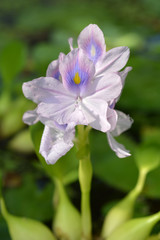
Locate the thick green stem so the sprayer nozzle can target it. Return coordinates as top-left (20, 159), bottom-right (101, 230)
top-left (81, 192), bottom-right (91, 240)
top-left (77, 125), bottom-right (92, 240)
top-left (79, 157), bottom-right (92, 240)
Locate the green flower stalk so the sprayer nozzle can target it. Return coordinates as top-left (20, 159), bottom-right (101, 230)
top-left (0, 198), bottom-right (56, 240)
top-left (77, 125), bottom-right (93, 240)
top-left (107, 211), bottom-right (160, 240)
top-left (53, 179), bottom-right (81, 240)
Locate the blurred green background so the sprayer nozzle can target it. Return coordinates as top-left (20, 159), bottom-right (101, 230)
top-left (0, 0), bottom-right (160, 239)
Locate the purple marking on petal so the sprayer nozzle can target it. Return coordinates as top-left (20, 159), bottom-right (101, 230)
top-left (109, 101), bottom-right (116, 109)
top-left (59, 49), bottom-right (95, 96)
top-left (87, 40), bottom-right (103, 63)
top-left (53, 70), bottom-right (61, 80)
top-left (67, 60), bottom-right (89, 88)
top-left (46, 59), bottom-right (62, 81)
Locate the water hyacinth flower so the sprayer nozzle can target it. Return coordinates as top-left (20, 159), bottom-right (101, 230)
top-left (23, 24), bottom-right (132, 164)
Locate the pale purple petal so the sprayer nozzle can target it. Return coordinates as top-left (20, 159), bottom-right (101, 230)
top-left (78, 24), bottom-right (106, 63)
top-left (107, 132), bottom-right (131, 158)
top-left (112, 110), bottom-right (133, 137)
top-left (109, 67), bottom-right (132, 108)
top-left (59, 49), bottom-right (95, 95)
top-left (37, 96), bottom-right (87, 126)
top-left (22, 77), bottom-right (72, 104)
top-left (23, 109), bottom-right (39, 125)
top-left (96, 46), bottom-right (130, 76)
top-left (46, 53), bottom-right (65, 80)
top-left (119, 66), bottom-right (132, 86)
top-left (107, 108), bottom-right (118, 132)
top-left (46, 60), bottom-right (61, 80)
top-left (68, 38), bottom-right (74, 51)
top-left (40, 125), bottom-right (75, 164)
top-left (82, 98), bottom-right (110, 132)
top-left (84, 73), bottom-right (122, 101)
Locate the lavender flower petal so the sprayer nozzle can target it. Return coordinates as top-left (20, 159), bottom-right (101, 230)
top-left (23, 109), bottom-right (39, 125)
top-left (78, 24), bottom-right (106, 63)
top-left (107, 132), bottom-right (131, 158)
top-left (96, 46), bottom-right (130, 76)
top-left (40, 124), bottom-right (75, 164)
top-left (112, 110), bottom-right (133, 137)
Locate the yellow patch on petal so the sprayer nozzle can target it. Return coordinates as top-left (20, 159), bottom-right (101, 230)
top-left (59, 75), bottom-right (62, 81)
top-left (91, 44), bottom-right (96, 57)
top-left (73, 72), bottom-right (81, 85)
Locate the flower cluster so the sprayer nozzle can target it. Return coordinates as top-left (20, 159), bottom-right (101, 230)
top-left (23, 24), bottom-right (133, 164)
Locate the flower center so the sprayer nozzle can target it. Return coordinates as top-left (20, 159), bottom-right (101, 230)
top-left (75, 96), bottom-right (82, 109)
top-left (56, 131), bottom-right (64, 140)
top-left (73, 72), bottom-right (81, 85)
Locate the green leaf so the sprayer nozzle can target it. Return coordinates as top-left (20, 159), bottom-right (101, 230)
top-left (4, 174), bottom-right (54, 222)
top-left (134, 147), bottom-right (160, 173)
top-left (0, 41), bottom-right (27, 89)
top-left (0, 198), bottom-right (56, 240)
top-left (8, 129), bottom-right (34, 153)
top-left (110, 32), bottom-right (144, 49)
top-left (141, 127), bottom-right (160, 149)
top-left (0, 97), bottom-right (33, 137)
top-left (119, 56), bottom-right (160, 112)
top-left (30, 122), bottom-right (78, 184)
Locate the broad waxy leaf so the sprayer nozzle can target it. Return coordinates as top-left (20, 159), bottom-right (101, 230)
top-left (135, 147), bottom-right (160, 173)
top-left (8, 129), bottom-right (34, 153)
top-left (4, 174), bottom-right (54, 222)
top-left (0, 41), bottom-right (27, 87)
